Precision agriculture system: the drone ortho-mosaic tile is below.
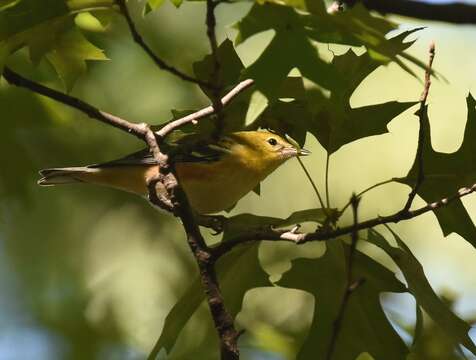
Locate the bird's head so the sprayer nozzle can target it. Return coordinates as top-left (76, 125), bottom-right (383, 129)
top-left (222, 131), bottom-right (310, 175)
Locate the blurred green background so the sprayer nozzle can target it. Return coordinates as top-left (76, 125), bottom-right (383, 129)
top-left (1, 1), bottom-right (476, 359)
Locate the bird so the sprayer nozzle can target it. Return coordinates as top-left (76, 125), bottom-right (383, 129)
top-left (38, 131), bottom-right (310, 214)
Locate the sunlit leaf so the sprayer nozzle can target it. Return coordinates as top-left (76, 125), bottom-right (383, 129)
top-left (193, 39), bottom-right (244, 94)
top-left (46, 27), bottom-right (107, 91)
top-left (396, 94), bottom-right (476, 247)
top-left (308, 48), bottom-right (417, 153)
top-left (367, 229), bottom-right (476, 354)
top-left (0, 0), bottom-right (21, 12)
top-left (278, 240), bottom-right (408, 359)
top-left (235, 3), bottom-right (341, 100)
top-left (0, 0), bottom-right (112, 88)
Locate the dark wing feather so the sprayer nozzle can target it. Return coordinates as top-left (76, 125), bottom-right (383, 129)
top-left (88, 143), bottom-right (228, 168)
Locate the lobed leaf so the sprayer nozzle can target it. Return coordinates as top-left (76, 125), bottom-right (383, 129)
top-left (396, 94), bottom-right (476, 247)
top-left (0, 0), bottom-right (112, 90)
top-left (278, 240), bottom-right (408, 360)
top-left (367, 229), bottom-right (476, 354)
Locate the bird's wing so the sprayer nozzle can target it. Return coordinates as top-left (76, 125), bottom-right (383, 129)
top-left (88, 142), bottom-right (231, 168)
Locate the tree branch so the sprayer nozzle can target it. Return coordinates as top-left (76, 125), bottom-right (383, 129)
top-left (211, 182), bottom-right (476, 258)
top-left (325, 195), bottom-right (364, 360)
top-left (2, 67), bottom-right (150, 141)
top-left (155, 79), bottom-right (254, 138)
top-left (342, 0), bottom-right (476, 24)
top-left (401, 42), bottom-right (435, 213)
top-left (116, 0), bottom-right (212, 88)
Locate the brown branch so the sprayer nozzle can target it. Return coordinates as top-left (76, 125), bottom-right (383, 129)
top-left (205, 0), bottom-right (226, 137)
top-left (342, 0), bottom-right (476, 24)
top-left (325, 195), bottom-right (364, 360)
top-left (211, 183), bottom-right (476, 258)
top-left (116, 0), bottom-right (212, 88)
top-left (174, 189), bottom-right (240, 360)
top-left (401, 42), bottom-right (435, 213)
top-left (2, 67), bottom-right (150, 141)
top-left (155, 79), bottom-right (254, 138)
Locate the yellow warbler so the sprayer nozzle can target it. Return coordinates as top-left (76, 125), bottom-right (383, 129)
top-left (38, 131), bottom-right (310, 213)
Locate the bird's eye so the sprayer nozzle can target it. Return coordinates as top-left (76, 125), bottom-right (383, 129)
top-left (267, 138), bottom-right (278, 146)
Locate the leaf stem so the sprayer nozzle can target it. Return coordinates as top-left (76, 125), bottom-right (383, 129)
top-left (296, 156), bottom-right (328, 212)
top-left (325, 153), bottom-right (331, 209)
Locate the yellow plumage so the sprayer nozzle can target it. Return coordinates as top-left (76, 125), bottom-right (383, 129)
top-left (38, 131), bottom-right (310, 214)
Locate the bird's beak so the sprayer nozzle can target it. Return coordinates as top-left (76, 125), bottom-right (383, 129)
top-left (281, 147), bottom-right (311, 159)
top-left (298, 148), bottom-right (311, 156)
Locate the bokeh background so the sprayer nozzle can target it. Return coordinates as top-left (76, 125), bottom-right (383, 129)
top-left (1, 0), bottom-right (476, 359)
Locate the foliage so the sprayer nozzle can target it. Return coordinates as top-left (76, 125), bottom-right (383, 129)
top-left (1, 0), bottom-right (475, 359)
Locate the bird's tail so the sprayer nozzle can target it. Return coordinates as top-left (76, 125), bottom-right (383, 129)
top-left (38, 167), bottom-right (95, 186)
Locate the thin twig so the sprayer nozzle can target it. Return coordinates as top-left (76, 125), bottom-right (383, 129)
top-left (325, 153), bottom-right (331, 209)
top-left (211, 182), bottom-right (476, 258)
top-left (296, 156), bottom-right (327, 211)
top-left (325, 194), bottom-right (363, 360)
top-left (205, 0), bottom-right (225, 137)
top-left (116, 0), bottom-right (212, 89)
top-left (156, 79), bottom-right (254, 138)
top-left (401, 42), bottom-right (435, 213)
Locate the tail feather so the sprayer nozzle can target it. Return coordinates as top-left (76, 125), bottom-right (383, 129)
top-left (38, 167), bottom-right (92, 186)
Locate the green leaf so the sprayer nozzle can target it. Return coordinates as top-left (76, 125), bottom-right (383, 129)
top-left (222, 208), bottom-right (327, 242)
top-left (254, 99), bottom-right (311, 147)
top-left (169, 0), bottom-right (183, 8)
top-left (278, 240), bottom-right (408, 360)
top-left (192, 39), bottom-right (253, 133)
top-left (235, 3), bottom-right (342, 101)
top-left (193, 39), bottom-right (244, 93)
top-left (235, 3), bottom-right (426, 104)
top-left (236, 4), bottom-right (421, 152)
top-left (153, 243), bottom-right (270, 357)
top-left (396, 94), bottom-right (476, 247)
top-left (46, 27), bottom-right (107, 91)
top-left (0, 0), bottom-right (112, 88)
top-left (0, 41), bottom-right (7, 73)
top-left (143, 0), bottom-right (164, 14)
top-left (144, 0), bottom-right (181, 14)
top-left (308, 49), bottom-right (417, 153)
top-left (0, 0), bottom-right (20, 12)
top-left (367, 229), bottom-right (476, 354)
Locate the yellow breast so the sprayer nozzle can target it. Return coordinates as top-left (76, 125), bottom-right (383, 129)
top-left (176, 160), bottom-right (261, 214)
